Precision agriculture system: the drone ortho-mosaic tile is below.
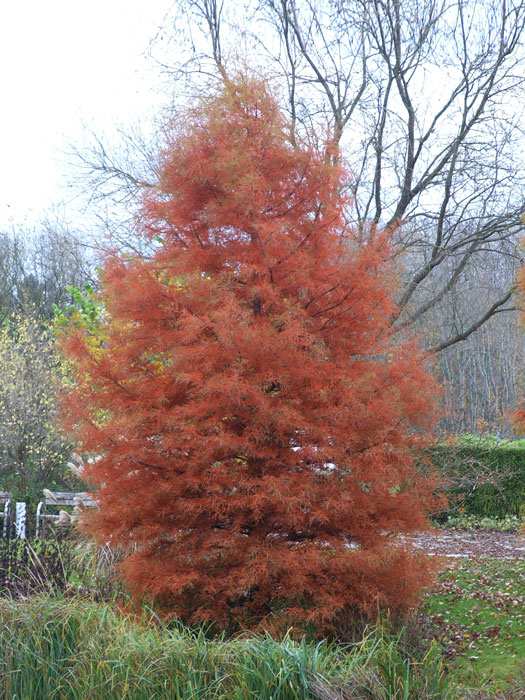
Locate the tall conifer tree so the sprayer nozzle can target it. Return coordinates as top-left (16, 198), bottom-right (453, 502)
top-left (63, 78), bottom-right (441, 632)
top-left (513, 257), bottom-right (524, 433)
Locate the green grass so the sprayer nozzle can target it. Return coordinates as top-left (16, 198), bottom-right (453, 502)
top-left (425, 558), bottom-right (525, 692)
top-left (2, 556), bottom-right (523, 698)
top-left (0, 596), bottom-right (457, 700)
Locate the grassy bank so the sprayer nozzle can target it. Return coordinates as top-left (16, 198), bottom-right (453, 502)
top-left (1, 538), bottom-right (523, 698)
top-left (0, 596), bottom-right (456, 700)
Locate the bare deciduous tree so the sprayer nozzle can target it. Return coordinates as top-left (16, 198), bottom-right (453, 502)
top-left (0, 222), bottom-right (93, 319)
top-left (145, 0), bottom-right (525, 350)
top-left (426, 250), bottom-right (524, 434)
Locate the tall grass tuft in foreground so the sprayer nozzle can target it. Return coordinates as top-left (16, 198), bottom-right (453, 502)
top-left (0, 596), bottom-right (457, 700)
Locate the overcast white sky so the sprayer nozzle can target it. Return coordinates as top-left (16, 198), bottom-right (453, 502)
top-left (0, 0), bottom-right (174, 230)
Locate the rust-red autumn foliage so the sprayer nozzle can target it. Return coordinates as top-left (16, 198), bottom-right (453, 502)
top-left (63, 80), bottom-right (441, 631)
top-left (513, 254), bottom-right (525, 432)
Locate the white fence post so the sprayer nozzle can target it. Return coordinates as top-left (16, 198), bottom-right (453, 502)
top-left (15, 502), bottom-right (27, 539)
top-left (1, 494), bottom-right (12, 538)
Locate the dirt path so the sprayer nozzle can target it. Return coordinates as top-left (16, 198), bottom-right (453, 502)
top-left (399, 529), bottom-right (525, 559)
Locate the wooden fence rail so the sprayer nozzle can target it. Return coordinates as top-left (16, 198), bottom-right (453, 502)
top-left (36, 490), bottom-right (96, 538)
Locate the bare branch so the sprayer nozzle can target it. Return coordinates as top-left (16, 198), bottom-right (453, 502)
top-left (428, 288), bottom-right (515, 352)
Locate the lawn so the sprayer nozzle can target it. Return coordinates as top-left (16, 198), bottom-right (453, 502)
top-left (425, 557), bottom-right (525, 692)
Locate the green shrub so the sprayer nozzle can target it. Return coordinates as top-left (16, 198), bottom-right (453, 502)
top-left (0, 315), bottom-right (76, 506)
top-left (433, 514), bottom-right (521, 532)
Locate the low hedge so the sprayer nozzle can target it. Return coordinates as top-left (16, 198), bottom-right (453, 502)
top-left (427, 436), bottom-right (525, 518)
